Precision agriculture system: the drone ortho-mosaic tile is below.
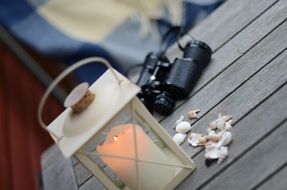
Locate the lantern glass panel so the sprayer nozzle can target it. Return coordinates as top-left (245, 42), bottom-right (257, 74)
top-left (80, 101), bottom-right (180, 190)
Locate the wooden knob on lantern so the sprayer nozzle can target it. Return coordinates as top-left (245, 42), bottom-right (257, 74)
top-left (64, 82), bottom-right (95, 113)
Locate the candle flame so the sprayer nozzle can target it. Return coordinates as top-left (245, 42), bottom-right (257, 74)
top-left (113, 136), bottom-right (118, 141)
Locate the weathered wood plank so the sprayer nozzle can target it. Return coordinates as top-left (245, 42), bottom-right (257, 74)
top-left (77, 26), bottom-right (287, 190)
top-left (41, 1), bottom-right (287, 189)
top-left (189, 0), bottom-right (287, 94)
top-left (168, 0), bottom-right (279, 56)
top-left (74, 163), bottom-right (93, 186)
top-left (77, 69), bottom-right (287, 190)
top-left (75, 50), bottom-right (287, 189)
top-left (72, 156), bottom-right (79, 166)
top-left (79, 177), bottom-right (105, 190)
top-left (175, 83), bottom-right (287, 189)
top-left (191, 0), bottom-right (281, 51)
top-left (185, 46), bottom-right (287, 157)
top-left (200, 121), bottom-right (287, 190)
top-left (42, 149), bottom-right (78, 190)
top-left (41, 145), bottom-right (65, 170)
top-left (161, 21), bottom-right (287, 142)
top-left (158, 0), bottom-right (287, 121)
top-left (256, 164), bottom-right (287, 190)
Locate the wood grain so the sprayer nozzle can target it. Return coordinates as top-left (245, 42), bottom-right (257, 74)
top-left (161, 21), bottom-right (287, 141)
top-left (256, 164), bottom-right (287, 190)
top-left (79, 177), bottom-right (105, 190)
top-left (41, 145), bottom-right (63, 170)
top-left (168, 0), bottom-right (279, 57)
top-left (176, 83), bottom-right (287, 189)
top-left (40, 0), bottom-right (287, 189)
top-left (200, 121), bottom-right (287, 190)
top-left (42, 154), bottom-right (77, 190)
top-left (159, 0), bottom-right (287, 121)
top-left (72, 156), bottom-right (79, 166)
top-left (74, 163), bottom-right (93, 187)
top-left (183, 48), bottom-right (287, 157)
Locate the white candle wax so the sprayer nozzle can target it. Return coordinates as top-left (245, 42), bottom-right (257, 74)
top-left (96, 124), bottom-right (174, 190)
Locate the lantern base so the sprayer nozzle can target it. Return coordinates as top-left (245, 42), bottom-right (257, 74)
top-left (161, 148), bottom-right (196, 189)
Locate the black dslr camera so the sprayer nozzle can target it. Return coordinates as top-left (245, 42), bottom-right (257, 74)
top-left (137, 40), bottom-right (212, 115)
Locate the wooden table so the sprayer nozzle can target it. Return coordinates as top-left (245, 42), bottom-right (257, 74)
top-left (41, 0), bottom-right (287, 189)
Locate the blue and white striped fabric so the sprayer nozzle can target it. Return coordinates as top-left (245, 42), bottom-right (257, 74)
top-left (0, 0), bottom-right (223, 83)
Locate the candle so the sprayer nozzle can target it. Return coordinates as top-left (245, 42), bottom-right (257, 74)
top-left (96, 124), bottom-right (174, 190)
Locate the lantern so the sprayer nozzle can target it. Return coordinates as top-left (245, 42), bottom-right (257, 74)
top-left (38, 57), bottom-right (195, 190)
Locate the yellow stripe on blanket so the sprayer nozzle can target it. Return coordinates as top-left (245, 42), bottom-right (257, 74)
top-left (38, 0), bottom-right (134, 42)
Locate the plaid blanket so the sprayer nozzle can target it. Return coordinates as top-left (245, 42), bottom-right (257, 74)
top-left (0, 0), bottom-right (223, 82)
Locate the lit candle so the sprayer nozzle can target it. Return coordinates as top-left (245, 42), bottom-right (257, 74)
top-left (96, 124), bottom-right (174, 190)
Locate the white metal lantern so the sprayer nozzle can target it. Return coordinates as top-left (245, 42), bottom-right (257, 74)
top-left (38, 57), bottom-right (196, 190)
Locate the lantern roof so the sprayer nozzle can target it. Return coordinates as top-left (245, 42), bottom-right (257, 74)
top-left (48, 69), bottom-right (141, 157)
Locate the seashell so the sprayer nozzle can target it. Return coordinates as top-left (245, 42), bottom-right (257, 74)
top-left (216, 131), bottom-right (232, 148)
top-left (207, 127), bottom-right (213, 134)
top-left (188, 133), bottom-right (206, 147)
top-left (205, 140), bottom-right (217, 149)
top-left (207, 130), bottom-right (222, 142)
top-left (218, 114), bottom-right (233, 122)
top-left (205, 143), bottom-right (229, 162)
top-left (207, 129), bottom-right (217, 135)
top-left (208, 114), bottom-right (233, 131)
top-left (217, 146), bottom-right (228, 164)
top-left (219, 115), bottom-right (233, 130)
top-left (175, 121), bottom-right (191, 134)
top-left (203, 113), bottom-right (233, 163)
top-left (225, 119), bottom-right (233, 131)
top-left (173, 115), bottom-right (184, 129)
top-left (208, 121), bottom-right (217, 130)
top-left (205, 141), bottom-right (220, 159)
top-left (198, 136), bottom-right (207, 145)
top-left (173, 133), bottom-right (186, 145)
top-left (216, 119), bottom-right (226, 131)
top-left (188, 109), bottom-right (200, 119)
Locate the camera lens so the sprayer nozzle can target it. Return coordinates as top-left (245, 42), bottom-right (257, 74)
top-left (153, 92), bottom-right (175, 115)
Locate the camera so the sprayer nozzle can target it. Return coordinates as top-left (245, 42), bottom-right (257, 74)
top-left (137, 40), bottom-right (212, 115)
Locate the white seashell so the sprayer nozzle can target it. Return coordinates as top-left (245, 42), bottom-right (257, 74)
top-left (188, 109), bottom-right (200, 119)
top-left (207, 127), bottom-right (213, 134)
top-left (188, 133), bottom-right (206, 147)
top-left (207, 130), bottom-right (222, 142)
top-left (205, 143), bottom-right (229, 162)
top-left (173, 115), bottom-right (184, 129)
top-left (205, 141), bottom-right (217, 150)
top-left (198, 136), bottom-right (207, 145)
top-left (217, 146), bottom-right (229, 164)
top-left (208, 129), bottom-right (216, 135)
top-left (216, 131), bottom-right (232, 148)
top-left (205, 141), bottom-right (220, 159)
top-left (173, 133), bottom-right (186, 145)
top-left (217, 119), bottom-right (226, 130)
top-left (208, 121), bottom-right (217, 130)
top-left (208, 114), bottom-right (233, 131)
top-left (225, 119), bottom-right (233, 131)
top-left (175, 121), bottom-right (191, 133)
top-left (218, 114), bottom-right (233, 122)
top-left (204, 113), bottom-right (233, 163)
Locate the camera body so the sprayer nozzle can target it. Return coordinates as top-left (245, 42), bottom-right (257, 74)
top-left (137, 40), bottom-right (212, 115)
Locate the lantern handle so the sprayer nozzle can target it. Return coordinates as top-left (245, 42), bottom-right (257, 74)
top-left (37, 57), bottom-right (122, 140)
